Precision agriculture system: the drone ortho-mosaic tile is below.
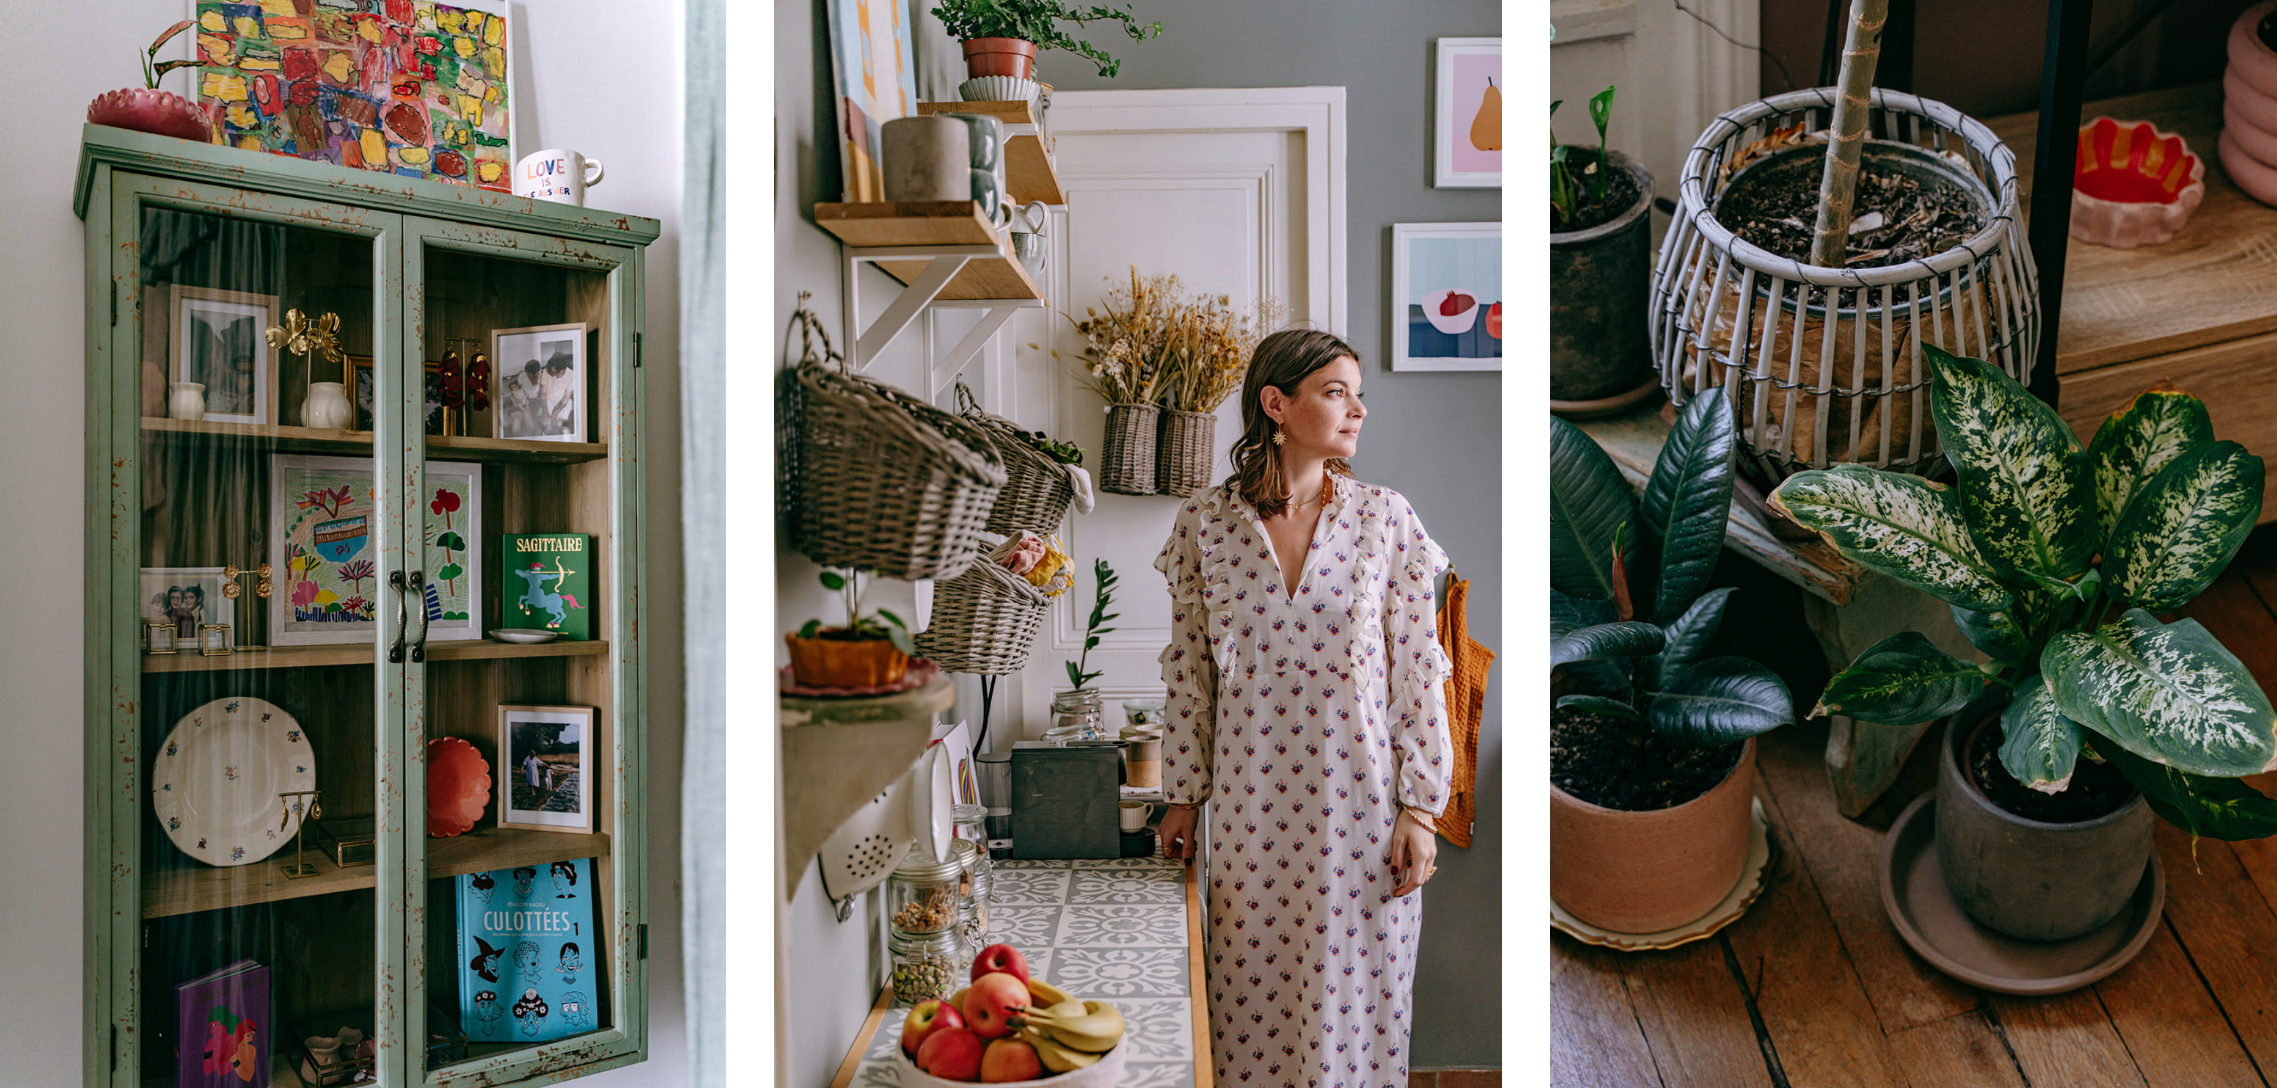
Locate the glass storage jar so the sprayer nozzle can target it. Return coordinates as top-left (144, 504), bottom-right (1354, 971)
top-left (888, 927), bottom-right (975, 1007)
top-left (887, 851), bottom-right (968, 936)
top-left (1047, 688), bottom-right (1105, 743)
top-left (1121, 696), bottom-right (1166, 732)
top-left (953, 837), bottom-right (991, 945)
top-left (954, 802), bottom-right (987, 845)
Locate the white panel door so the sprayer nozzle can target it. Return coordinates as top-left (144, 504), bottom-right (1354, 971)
top-left (980, 88), bottom-right (1347, 750)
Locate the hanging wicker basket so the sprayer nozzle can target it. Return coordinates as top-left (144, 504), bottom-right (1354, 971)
top-left (913, 558), bottom-right (1051, 675)
top-left (780, 303), bottom-right (1007, 580)
top-left (955, 382), bottom-right (1077, 535)
top-left (1155, 407), bottom-right (1215, 497)
top-left (1099, 402), bottom-right (1160, 495)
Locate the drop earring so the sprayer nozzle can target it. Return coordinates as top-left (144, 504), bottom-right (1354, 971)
top-left (1271, 422), bottom-right (1286, 446)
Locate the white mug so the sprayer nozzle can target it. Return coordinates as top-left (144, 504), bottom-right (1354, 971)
top-left (1119, 800), bottom-right (1155, 833)
top-left (515, 148), bottom-right (605, 205)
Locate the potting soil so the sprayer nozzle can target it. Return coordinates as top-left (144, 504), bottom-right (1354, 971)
top-left (1553, 149), bottom-right (1642, 234)
top-left (1717, 153), bottom-right (1985, 269)
top-left (1967, 724), bottom-right (2134, 824)
top-left (1551, 706), bottom-right (1744, 811)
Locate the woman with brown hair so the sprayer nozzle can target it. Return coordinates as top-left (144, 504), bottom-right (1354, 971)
top-left (1152, 328), bottom-right (1454, 1087)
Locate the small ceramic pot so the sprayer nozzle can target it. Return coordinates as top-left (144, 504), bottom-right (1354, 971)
top-left (1549, 737), bottom-right (1757, 934)
top-left (785, 631), bottom-right (910, 688)
top-left (881, 116), bottom-right (971, 203)
top-left (1934, 716), bottom-right (2152, 941)
top-left (302, 381), bottom-right (353, 429)
top-left (2224, 1), bottom-right (2277, 208)
top-left (168, 382), bottom-right (206, 422)
top-left (961, 36), bottom-right (1039, 80)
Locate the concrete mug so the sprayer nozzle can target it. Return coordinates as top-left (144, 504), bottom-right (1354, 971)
top-left (515, 148), bottom-right (605, 205)
top-left (881, 116), bottom-right (970, 202)
top-left (1119, 800), bottom-right (1154, 833)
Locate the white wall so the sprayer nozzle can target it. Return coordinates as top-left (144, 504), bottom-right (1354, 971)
top-left (0, 3), bottom-right (690, 1084)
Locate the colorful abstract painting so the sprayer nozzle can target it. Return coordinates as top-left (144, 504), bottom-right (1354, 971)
top-left (268, 454), bottom-right (484, 645)
top-left (192, 0), bottom-right (514, 191)
top-left (825, 0), bottom-right (917, 202)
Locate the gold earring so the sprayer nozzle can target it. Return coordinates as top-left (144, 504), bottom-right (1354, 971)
top-left (1271, 424), bottom-right (1286, 446)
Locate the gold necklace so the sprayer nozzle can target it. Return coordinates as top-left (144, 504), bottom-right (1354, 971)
top-left (1281, 475), bottom-right (1332, 510)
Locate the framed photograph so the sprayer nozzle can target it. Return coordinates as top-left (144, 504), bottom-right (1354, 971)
top-left (492, 324), bottom-right (590, 443)
top-left (350, 357), bottom-right (451, 435)
top-left (140, 567), bottom-right (235, 648)
top-left (269, 454), bottom-right (484, 645)
top-left (1391, 223), bottom-right (1502, 371)
top-left (497, 705), bottom-right (596, 833)
top-left (169, 285), bottom-right (278, 425)
top-left (1435, 38), bottom-right (1503, 189)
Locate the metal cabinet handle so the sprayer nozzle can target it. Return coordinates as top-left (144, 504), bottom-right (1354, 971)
top-left (409, 571), bottom-right (431, 663)
top-left (388, 571), bottom-right (410, 663)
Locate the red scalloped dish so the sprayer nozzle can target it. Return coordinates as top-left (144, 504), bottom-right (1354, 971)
top-left (427, 737), bottom-right (492, 838)
top-left (2070, 117), bottom-right (2205, 248)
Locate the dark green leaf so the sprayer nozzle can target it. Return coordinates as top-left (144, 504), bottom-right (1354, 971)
top-left (1996, 673), bottom-right (2085, 793)
top-left (1952, 604), bottom-right (2032, 665)
top-left (1635, 394), bottom-right (1736, 624)
top-left (875, 608), bottom-right (906, 629)
top-left (1550, 415), bottom-right (1635, 602)
top-left (1813, 631), bottom-right (1986, 723)
top-left (1550, 591), bottom-right (1627, 697)
top-left (819, 571), bottom-right (846, 591)
top-left (2093, 739), bottom-right (2277, 841)
top-left (1587, 85), bottom-right (1615, 138)
top-left (2088, 383), bottom-right (2213, 541)
top-left (1551, 622), bottom-right (1665, 668)
top-left (1555, 695), bottom-right (1639, 720)
top-left (435, 531), bottom-right (466, 552)
top-left (1645, 586), bottom-right (1734, 691)
top-left (2105, 441), bottom-right (2263, 614)
top-left (1649, 657), bottom-right (1794, 746)
top-left (797, 619), bottom-right (822, 639)
top-left (1925, 345), bottom-right (2096, 587)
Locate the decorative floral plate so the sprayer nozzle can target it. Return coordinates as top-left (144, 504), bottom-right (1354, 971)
top-left (778, 658), bottom-right (942, 698)
top-left (426, 736), bottom-right (492, 838)
top-left (152, 697), bottom-right (316, 867)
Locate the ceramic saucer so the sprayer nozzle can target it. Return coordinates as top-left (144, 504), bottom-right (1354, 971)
top-left (488, 628), bottom-right (559, 644)
top-left (1551, 797), bottom-right (1773, 951)
top-left (777, 659), bottom-right (941, 698)
top-left (1879, 793), bottom-right (2164, 995)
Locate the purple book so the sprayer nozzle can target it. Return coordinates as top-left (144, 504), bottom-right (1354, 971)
top-left (176, 959), bottom-right (269, 1088)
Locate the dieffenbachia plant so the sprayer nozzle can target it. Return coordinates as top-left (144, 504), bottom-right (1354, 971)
top-left (1769, 345), bottom-right (2277, 839)
top-left (1550, 394), bottom-right (1796, 745)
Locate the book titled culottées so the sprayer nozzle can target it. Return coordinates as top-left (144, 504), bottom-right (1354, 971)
top-left (457, 859), bottom-right (598, 1042)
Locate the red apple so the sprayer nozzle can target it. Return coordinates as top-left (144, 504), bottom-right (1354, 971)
top-left (1486, 301), bottom-right (1502, 339)
top-left (970, 942), bottom-right (1031, 985)
top-left (917, 1026), bottom-right (986, 1081)
top-left (960, 971), bottom-right (1031, 1040)
top-left (902, 999), bottom-right (965, 1058)
top-left (1440, 291), bottom-right (1476, 317)
top-left (980, 1037), bottom-right (1046, 1083)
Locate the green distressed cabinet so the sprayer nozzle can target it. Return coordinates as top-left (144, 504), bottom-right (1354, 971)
top-left (77, 126), bottom-right (657, 1087)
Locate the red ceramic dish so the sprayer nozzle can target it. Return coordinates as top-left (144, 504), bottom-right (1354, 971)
top-left (2070, 117), bottom-right (2205, 248)
top-left (427, 737), bottom-right (491, 838)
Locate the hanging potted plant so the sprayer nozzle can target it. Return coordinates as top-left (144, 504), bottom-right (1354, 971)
top-left (1550, 86), bottom-right (1658, 418)
top-left (1550, 392), bottom-right (1797, 935)
top-left (930, 0), bottom-right (1161, 100)
top-left (1044, 268), bottom-right (1173, 495)
top-left (1771, 347), bottom-right (2277, 945)
top-left (1649, 0), bottom-right (2036, 482)
top-left (87, 20), bottom-right (214, 143)
top-left (786, 569), bottom-right (919, 688)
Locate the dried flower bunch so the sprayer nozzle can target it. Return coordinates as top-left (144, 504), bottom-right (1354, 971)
top-left (1048, 266), bottom-right (1177, 405)
top-left (1044, 266), bottom-right (1282, 412)
top-left (1156, 289), bottom-right (1284, 414)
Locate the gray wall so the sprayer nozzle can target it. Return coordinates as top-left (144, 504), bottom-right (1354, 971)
top-left (775, 0), bottom-right (1503, 1074)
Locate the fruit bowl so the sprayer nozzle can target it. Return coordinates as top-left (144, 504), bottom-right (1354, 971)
top-left (1421, 288), bottom-right (1482, 335)
top-left (893, 1040), bottom-right (1127, 1088)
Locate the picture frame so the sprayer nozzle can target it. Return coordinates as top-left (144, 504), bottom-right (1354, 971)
top-left (497, 705), bottom-right (596, 834)
top-left (1391, 223), bottom-right (1503, 371)
top-left (169, 285), bottom-right (279, 425)
top-left (491, 324), bottom-right (590, 443)
top-left (349, 357), bottom-right (451, 435)
top-left (269, 454), bottom-right (484, 645)
top-left (1434, 38), bottom-right (1503, 189)
top-left (140, 567), bottom-right (236, 649)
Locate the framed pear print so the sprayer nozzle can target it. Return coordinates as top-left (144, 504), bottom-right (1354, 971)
top-left (1435, 38), bottom-right (1502, 188)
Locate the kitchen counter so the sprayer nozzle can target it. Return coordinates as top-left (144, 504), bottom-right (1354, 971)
top-left (829, 853), bottom-right (1211, 1087)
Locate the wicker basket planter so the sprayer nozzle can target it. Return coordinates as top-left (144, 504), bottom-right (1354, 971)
top-left (784, 359), bottom-right (1007, 581)
top-left (1651, 87), bottom-right (2039, 482)
top-left (1099, 402), bottom-right (1160, 495)
top-left (1155, 407), bottom-right (1215, 497)
top-left (954, 383), bottom-right (1076, 535)
top-left (912, 558), bottom-right (1051, 675)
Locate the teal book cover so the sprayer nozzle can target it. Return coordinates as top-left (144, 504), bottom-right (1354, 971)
top-left (502, 533), bottom-right (592, 640)
top-left (458, 859), bottom-right (598, 1042)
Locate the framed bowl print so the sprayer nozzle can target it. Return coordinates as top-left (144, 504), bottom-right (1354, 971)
top-left (169, 285), bottom-right (279, 425)
top-left (1435, 38), bottom-right (1502, 188)
top-left (268, 454), bottom-right (484, 645)
top-left (491, 323), bottom-right (590, 443)
top-left (497, 704), bottom-right (596, 834)
top-left (1392, 222), bottom-right (1502, 371)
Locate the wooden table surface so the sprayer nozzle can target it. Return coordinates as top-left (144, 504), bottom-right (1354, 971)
top-left (1553, 530), bottom-right (2277, 1088)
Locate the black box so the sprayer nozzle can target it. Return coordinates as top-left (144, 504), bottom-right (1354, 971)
top-left (1009, 741), bottom-right (1124, 859)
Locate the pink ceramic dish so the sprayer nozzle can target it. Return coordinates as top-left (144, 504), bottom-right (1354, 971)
top-left (86, 88), bottom-right (213, 143)
top-left (2069, 117), bottom-right (2205, 249)
top-left (426, 737), bottom-right (492, 838)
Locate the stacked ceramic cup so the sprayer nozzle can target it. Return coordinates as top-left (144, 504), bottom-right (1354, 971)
top-left (2222, 1), bottom-right (2277, 205)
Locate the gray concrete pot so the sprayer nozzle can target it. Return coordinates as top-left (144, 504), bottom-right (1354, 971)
top-left (1934, 714), bottom-right (2152, 941)
top-left (1551, 150), bottom-right (1655, 402)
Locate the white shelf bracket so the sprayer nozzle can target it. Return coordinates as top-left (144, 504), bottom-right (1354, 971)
top-left (841, 243), bottom-right (999, 371)
top-left (928, 306), bottom-right (1023, 401)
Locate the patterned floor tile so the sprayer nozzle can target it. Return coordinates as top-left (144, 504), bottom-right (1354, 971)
top-left (990, 866), bottom-right (1072, 904)
top-left (995, 858), bottom-right (1075, 870)
top-left (1070, 866), bottom-right (1184, 904)
top-left (1058, 904), bottom-right (1187, 947)
top-left (1113, 998), bottom-right (1194, 1062)
top-left (1119, 1061), bottom-right (1198, 1088)
top-left (986, 904), bottom-right (1061, 950)
top-left (1050, 945), bottom-right (1190, 997)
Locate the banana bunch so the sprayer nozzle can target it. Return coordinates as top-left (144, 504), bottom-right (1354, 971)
top-left (1016, 998), bottom-right (1126, 1071)
top-left (1025, 978), bottom-right (1074, 1008)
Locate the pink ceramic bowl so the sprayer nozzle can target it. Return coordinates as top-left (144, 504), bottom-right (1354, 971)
top-left (2070, 117), bottom-right (2205, 248)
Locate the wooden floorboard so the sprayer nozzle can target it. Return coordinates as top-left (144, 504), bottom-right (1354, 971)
top-left (1550, 936), bottom-right (1666, 1088)
top-left (1616, 936), bottom-right (1772, 1088)
top-left (1885, 1012), bottom-right (2028, 1088)
top-left (1986, 992), bottom-right (2148, 1088)
top-left (2095, 918), bottom-right (2268, 1088)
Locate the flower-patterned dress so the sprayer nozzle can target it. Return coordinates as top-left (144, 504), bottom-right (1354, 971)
top-left (1153, 475), bottom-right (1455, 1088)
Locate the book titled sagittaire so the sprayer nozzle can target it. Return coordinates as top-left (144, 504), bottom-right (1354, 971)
top-left (176, 959), bottom-right (268, 1087)
top-left (501, 533), bottom-right (591, 640)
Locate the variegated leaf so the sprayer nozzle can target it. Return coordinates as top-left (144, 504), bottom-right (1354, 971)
top-left (1924, 345), bottom-right (2096, 586)
top-left (1768, 464), bottom-right (2013, 612)
top-left (2088, 382), bottom-right (2213, 541)
top-left (1813, 631), bottom-right (1986, 723)
top-left (1643, 586), bottom-right (1735, 691)
top-left (1649, 657), bottom-right (1794, 746)
top-left (1996, 673), bottom-right (2084, 794)
top-left (1952, 604), bottom-right (2032, 664)
top-left (1556, 694), bottom-right (1641, 720)
top-left (1551, 622), bottom-right (1665, 668)
top-left (2105, 441), bottom-right (2263, 614)
top-left (2042, 609), bottom-right (2277, 778)
top-left (2091, 739), bottom-right (2277, 841)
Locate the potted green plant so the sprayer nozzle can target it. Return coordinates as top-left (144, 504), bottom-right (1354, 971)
top-left (1770, 346), bottom-right (2277, 942)
top-left (1550, 86), bottom-right (1657, 416)
top-left (930, 0), bottom-right (1161, 82)
top-left (1047, 559), bottom-right (1118, 739)
top-left (786, 569), bottom-right (918, 688)
top-left (1550, 394), bottom-right (1797, 933)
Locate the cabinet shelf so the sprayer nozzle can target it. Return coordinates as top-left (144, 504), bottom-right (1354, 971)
top-left (140, 417), bottom-right (610, 464)
top-left (917, 99), bottom-right (1065, 205)
top-left (142, 639), bottom-right (609, 674)
top-left (142, 828), bottom-right (613, 920)
top-left (780, 674), bottom-right (955, 894)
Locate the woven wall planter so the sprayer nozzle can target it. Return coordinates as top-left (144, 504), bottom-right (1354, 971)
top-left (1099, 402), bottom-right (1160, 495)
top-left (954, 382), bottom-right (1076, 535)
top-left (912, 558), bottom-right (1051, 675)
top-left (1155, 408), bottom-right (1215, 497)
top-left (1651, 87), bottom-right (2039, 482)
top-left (784, 359), bottom-right (1006, 581)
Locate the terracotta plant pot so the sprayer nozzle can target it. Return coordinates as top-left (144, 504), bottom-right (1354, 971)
top-left (1550, 737), bottom-right (1757, 934)
top-left (962, 36), bottom-right (1039, 80)
top-left (785, 631), bottom-right (910, 688)
top-left (87, 87), bottom-right (213, 143)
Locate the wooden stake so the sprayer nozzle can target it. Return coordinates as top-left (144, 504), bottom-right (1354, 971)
top-left (1809, 0), bottom-right (1888, 269)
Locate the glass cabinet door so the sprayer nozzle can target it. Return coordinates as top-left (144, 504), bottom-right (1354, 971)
top-left (106, 179), bottom-right (408, 1086)
top-left (400, 219), bottom-right (644, 1083)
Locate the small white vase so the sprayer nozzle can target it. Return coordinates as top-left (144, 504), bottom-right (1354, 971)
top-left (302, 381), bottom-right (352, 429)
top-left (168, 382), bottom-right (206, 422)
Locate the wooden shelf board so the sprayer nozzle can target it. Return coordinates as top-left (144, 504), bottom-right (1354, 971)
top-left (916, 101), bottom-right (1065, 205)
top-left (918, 99), bottom-right (1038, 125)
top-left (780, 674), bottom-right (955, 895)
top-left (143, 639), bottom-right (609, 674)
top-left (813, 201), bottom-right (1046, 302)
top-left (141, 828), bottom-right (612, 919)
top-left (140, 417), bottom-right (609, 464)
